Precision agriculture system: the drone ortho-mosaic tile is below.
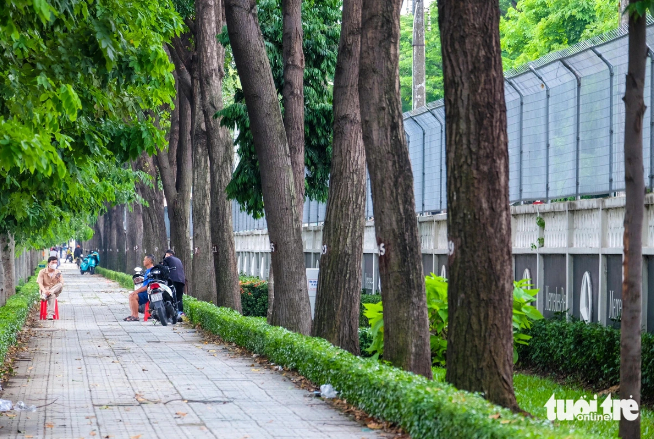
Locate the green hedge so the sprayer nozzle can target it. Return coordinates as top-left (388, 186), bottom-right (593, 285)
top-left (0, 264), bottom-right (42, 363)
top-left (517, 316), bottom-right (654, 397)
top-left (96, 267), bottom-right (133, 290)
top-left (184, 296), bottom-right (591, 439)
top-left (240, 279), bottom-right (268, 317)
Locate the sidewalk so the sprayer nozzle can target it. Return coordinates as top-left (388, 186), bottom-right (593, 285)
top-left (0, 264), bottom-right (381, 439)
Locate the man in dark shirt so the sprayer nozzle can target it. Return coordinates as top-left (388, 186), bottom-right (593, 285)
top-left (163, 249), bottom-right (186, 316)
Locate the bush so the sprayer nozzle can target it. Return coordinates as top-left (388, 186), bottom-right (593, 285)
top-left (518, 316), bottom-right (654, 397)
top-left (96, 267), bottom-right (133, 290)
top-left (360, 293), bottom-right (381, 327)
top-left (240, 279), bottom-right (268, 317)
top-left (0, 264), bottom-right (42, 363)
top-left (183, 296), bottom-right (590, 439)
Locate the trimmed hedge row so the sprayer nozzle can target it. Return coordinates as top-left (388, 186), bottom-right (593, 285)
top-left (184, 296), bottom-right (591, 439)
top-left (0, 265), bottom-right (41, 363)
top-left (96, 267), bottom-right (133, 290)
top-left (517, 316), bottom-right (654, 397)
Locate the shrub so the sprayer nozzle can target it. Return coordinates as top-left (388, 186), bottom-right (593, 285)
top-left (517, 316), bottom-right (654, 397)
top-left (183, 296), bottom-right (590, 439)
top-left (96, 267), bottom-right (133, 290)
top-left (360, 293), bottom-right (381, 326)
top-left (240, 279), bottom-right (268, 317)
top-left (364, 276), bottom-right (542, 364)
top-left (0, 264), bottom-right (42, 363)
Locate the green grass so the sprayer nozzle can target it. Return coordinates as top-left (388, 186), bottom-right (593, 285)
top-left (432, 368), bottom-right (653, 438)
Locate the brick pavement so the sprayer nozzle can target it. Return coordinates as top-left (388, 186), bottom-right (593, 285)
top-left (0, 263), bottom-right (381, 439)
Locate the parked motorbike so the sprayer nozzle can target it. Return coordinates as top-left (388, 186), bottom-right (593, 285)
top-left (80, 251), bottom-right (100, 275)
top-left (132, 265), bottom-right (178, 326)
top-left (66, 254), bottom-right (73, 263)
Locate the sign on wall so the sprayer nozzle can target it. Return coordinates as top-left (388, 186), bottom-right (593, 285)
top-left (542, 255), bottom-right (566, 319)
top-left (605, 255), bottom-right (622, 329)
top-left (572, 255), bottom-right (599, 323)
top-left (515, 254), bottom-right (537, 285)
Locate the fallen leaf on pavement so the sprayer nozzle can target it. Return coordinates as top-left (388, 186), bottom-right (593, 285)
top-left (130, 435), bottom-right (142, 439)
top-left (176, 412), bottom-right (187, 417)
top-left (45, 423), bottom-right (54, 428)
top-left (366, 422), bottom-right (383, 430)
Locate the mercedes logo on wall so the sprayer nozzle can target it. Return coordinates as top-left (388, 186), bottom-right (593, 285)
top-left (522, 268), bottom-right (531, 283)
top-left (580, 271), bottom-right (593, 323)
top-left (440, 265), bottom-right (447, 279)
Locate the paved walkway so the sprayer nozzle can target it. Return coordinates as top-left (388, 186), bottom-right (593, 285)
top-left (0, 264), bottom-right (380, 438)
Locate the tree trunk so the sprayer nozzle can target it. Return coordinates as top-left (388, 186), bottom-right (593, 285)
top-left (412, 0), bottom-right (425, 109)
top-left (439, 0), bottom-right (518, 409)
top-left (136, 152), bottom-right (168, 259)
top-left (0, 243), bottom-right (5, 307)
top-left (358, 0), bottom-right (432, 378)
top-left (267, 264), bottom-right (274, 324)
top-left (620, 0), bottom-right (630, 27)
top-left (105, 208), bottom-right (118, 271)
top-left (191, 72), bottom-right (218, 303)
top-left (94, 215), bottom-right (105, 262)
top-left (282, 0), bottom-right (306, 215)
top-left (0, 234), bottom-right (15, 299)
top-left (125, 196), bottom-right (143, 273)
top-left (158, 87), bottom-right (193, 286)
top-left (312, 0), bottom-right (366, 355)
top-left (196, 0), bottom-right (241, 311)
top-left (620, 4), bottom-right (646, 437)
top-left (225, 0), bottom-right (312, 334)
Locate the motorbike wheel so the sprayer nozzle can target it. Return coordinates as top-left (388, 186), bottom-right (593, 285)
top-left (165, 302), bottom-right (177, 325)
top-left (80, 269), bottom-right (84, 275)
top-left (89, 267), bottom-right (95, 275)
top-left (153, 302), bottom-right (167, 326)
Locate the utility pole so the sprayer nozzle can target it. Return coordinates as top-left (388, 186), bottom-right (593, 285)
top-left (412, 0), bottom-right (426, 109)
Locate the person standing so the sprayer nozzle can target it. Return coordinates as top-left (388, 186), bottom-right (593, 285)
top-left (37, 256), bottom-right (64, 320)
top-left (73, 244), bottom-right (83, 267)
top-left (49, 247), bottom-right (59, 268)
top-left (163, 249), bottom-right (186, 317)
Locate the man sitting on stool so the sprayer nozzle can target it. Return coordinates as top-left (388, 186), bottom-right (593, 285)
top-left (37, 256), bottom-right (64, 320)
top-left (124, 255), bottom-right (155, 322)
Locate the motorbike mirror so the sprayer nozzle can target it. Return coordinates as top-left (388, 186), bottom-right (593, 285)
top-left (134, 267), bottom-right (142, 272)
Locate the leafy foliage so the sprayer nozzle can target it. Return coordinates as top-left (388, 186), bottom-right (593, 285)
top-left (240, 278), bottom-right (269, 317)
top-left (0, 0), bottom-right (183, 248)
top-left (183, 296), bottom-right (588, 438)
top-left (499, 0), bottom-right (619, 69)
top-left (219, 0), bottom-right (340, 218)
top-left (364, 276), bottom-right (543, 365)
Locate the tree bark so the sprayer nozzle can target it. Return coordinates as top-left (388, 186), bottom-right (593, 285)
top-left (0, 234), bottom-right (15, 299)
top-left (0, 242), bottom-right (5, 307)
top-left (196, 0), bottom-right (241, 311)
top-left (282, 0), bottom-right (306, 215)
top-left (620, 4), bottom-right (646, 437)
top-left (412, 0), bottom-right (425, 109)
top-left (125, 194), bottom-right (144, 273)
top-left (313, 0), bottom-right (366, 355)
top-left (94, 215), bottom-right (105, 262)
top-left (267, 264), bottom-right (274, 324)
top-left (225, 0), bottom-right (311, 334)
top-left (137, 152), bottom-right (168, 260)
top-left (191, 71), bottom-right (218, 303)
top-left (158, 84), bottom-right (193, 287)
top-left (358, 0), bottom-right (431, 378)
top-left (105, 207), bottom-right (118, 271)
top-left (439, 0), bottom-right (518, 409)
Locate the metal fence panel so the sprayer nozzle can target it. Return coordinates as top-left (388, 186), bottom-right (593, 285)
top-left (505, 81), bottom-right (522, 202)
top-left (405, 117), bottom-right (424, 212)
top-left (415, 111), bottom-right (442, 211)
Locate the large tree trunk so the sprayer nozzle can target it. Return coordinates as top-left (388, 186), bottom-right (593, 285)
top-left (105, 207), bottom-right (118, 271)
top-left (0, 234), bottom-right (15, 300)
top-left (125, 196), bottom-right (144, 273)
top-left (282, 0), bottom-right (306, 215)
top-left (137, 152), bottom-right (168, 259)
top-left (191, 72), bottom-right (218, 303)
top-left (312, 0), bottom-right (366, 355)
top-left (439, 0), bottom-right (518, 409)
top-left (225, 0), bottom-right (311, 334)
top-left (94, 215), bottom-right (105, 263)
top-left (412, 0), bottom-right (425, 109)
top-left (620, 4), bottom-right (646, 437)
top-left (115, 204), bottom-right (127, 274)
top-left (158, 86), bottom-right (193, 286)
top-left (196, 0), bottom-right (241, 311)
top-left (358, 0), bottom-right (431, 378)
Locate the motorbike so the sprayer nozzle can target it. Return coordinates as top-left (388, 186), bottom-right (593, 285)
top-left (80, 251), bottom-right (100, 275)
top-left (66, 253), bottom-right (73, 263)
top-left (132, 264), bottom-right (178, 326)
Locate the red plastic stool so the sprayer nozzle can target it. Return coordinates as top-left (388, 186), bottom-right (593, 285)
top-left (39, 299), bottom-right (59, 320)
top-left (143, 302), bottom-right (150, 322)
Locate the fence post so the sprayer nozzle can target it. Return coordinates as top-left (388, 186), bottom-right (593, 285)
top-left (427, 108), bottom-right (445, 210)
top-left (649, 47), bottom-right (654, 191)
top-left (505, 78), bottom-right (524, 202)
top-left (529, 65), bottom-right (551, 200)
top-left (560, 59), bottom-right (582, 198)
top-left (592, 47), bottom-right (614, 193)
top-left (408, 115), bottom-right (426, 213)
